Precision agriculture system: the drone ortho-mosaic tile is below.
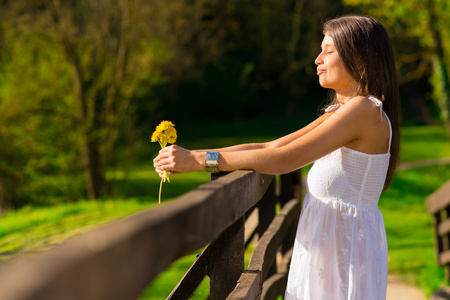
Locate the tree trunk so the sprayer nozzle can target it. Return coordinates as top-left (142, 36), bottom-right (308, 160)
top-left (0, 183), bottom-right (6, 215)
top-left (433, 56), bottom-right (450, 138)
top-left (427, 0), bottom-right (450, 138)
top-left (67, 43), bottom-right (105, 200)
top-left (81, 137), bottom-right (105, 200)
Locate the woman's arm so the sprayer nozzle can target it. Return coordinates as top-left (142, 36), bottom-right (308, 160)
top-left (154, 97), bottom-right (378, 176)
top-left (193, 112), bottom-right (331, 153)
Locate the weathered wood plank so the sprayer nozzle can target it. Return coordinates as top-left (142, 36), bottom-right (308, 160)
top-left (278, 170), bottom-right (302, 206)
top-left (258, 180), bottom-right (276, 238)
top-left (279, 171), bottom-right (302, 255)
top-left (257, 180), bottom-right (277, 277)
top-left (433, 211), bottom-right (444, 266)
top-left (440, 250), bottom-right (450, 266)
top-left (277, 248), bottom-right (294, 274)
top-left (427, 181), bottom-right (450, 214)
top-left (261, 273), bottom-right (287, 300)
top-left (245, 209), bottom-right (259, 248)
top-left (0, 171), bottom-right (273, 300)
top-left (209, 217), bottom-right (245, 300)
top-left (440, 217), bottom-right (450, 237)
top-left (167, 247), bottom-right (209, 300)
top-left (248, 199), bottom-right (301, 281)
top-left (226, 270), bottom-right (262, 300)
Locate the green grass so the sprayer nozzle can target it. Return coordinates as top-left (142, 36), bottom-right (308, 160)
top-left (380, 164), bottom-right (450, 294)
top-left (400, 125), bottom-right (450, 162)
top-left (0, 199), bottom-right (153, 260)
top-left (0, 170), bottom-right (210, 261)
top-left (0, 123), bottom-right (449, 298)
top-left (140, 253), bottom-right (210, 300)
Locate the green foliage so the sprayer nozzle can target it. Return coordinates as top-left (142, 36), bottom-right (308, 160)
top-left (344, 0), bottom-right (450, 134)
top-left (150, 0), bottom-right (343, 122)
top-left (380, 164), bottom-right (450, 294)
top-left (430, 55), bottom-right (450, 126)
top-left (0, 31), bottom-right (83, 208)
top-left (0, 1), bottom-right (175, 207)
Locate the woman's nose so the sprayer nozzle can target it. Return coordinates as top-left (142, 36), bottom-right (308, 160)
top-left (315, 53), bottom-right (323, 65)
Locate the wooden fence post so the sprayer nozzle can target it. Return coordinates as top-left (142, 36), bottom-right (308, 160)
top-left (433, 211), bottom-right (443, 266)
top-left (257, 179), bottom-right (277, 278)
top-left (208, 217), bottom-right (245, 300)
top-left (208, 172), bottom-right (245, 300)
top-left (258, 179), bottom-right (276, 236)
top-left (279, 171), bottom-right (302, 255)
top-left (278, 171), bottom-right (301, 206)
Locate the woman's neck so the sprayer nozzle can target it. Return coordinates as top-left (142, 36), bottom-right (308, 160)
top-left (335, 83), bottom-right (358, 105)
top-left (336, 93), bottom-right (355, 105)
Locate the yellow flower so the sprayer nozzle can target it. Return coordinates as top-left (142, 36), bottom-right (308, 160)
top-left (152, 120), bottom-right (177, 204)
top-left (151, 121), bottom-right (177, 148)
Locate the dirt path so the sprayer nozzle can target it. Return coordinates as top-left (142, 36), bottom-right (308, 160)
top-left (398, 157), bottom-right (450, 170)
top-left (386, 275), bottom-right (427, 300)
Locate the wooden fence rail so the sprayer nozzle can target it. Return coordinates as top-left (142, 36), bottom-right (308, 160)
top-left (0, 170), bottom-right (302, 300)
top-left (427, 180), bottom-right (450, 281)
top-left (427, 179), bottom-right (450, 299)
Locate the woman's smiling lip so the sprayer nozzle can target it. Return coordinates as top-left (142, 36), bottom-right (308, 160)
top-left (317, 68), bottom-right (326, 75)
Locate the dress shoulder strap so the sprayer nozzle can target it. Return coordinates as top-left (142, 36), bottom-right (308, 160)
top-left (324, 104), bottom-right (340, 113)
top-left (367, 96), bottom-right (392, 153)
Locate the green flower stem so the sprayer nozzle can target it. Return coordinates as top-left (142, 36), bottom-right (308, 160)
top-left (158, 138), bottom-right (170, 204)
top-left (158, 177), bottom-right (163, 205)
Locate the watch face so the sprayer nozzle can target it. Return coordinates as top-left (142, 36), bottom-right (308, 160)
top-left (206, 152), bottom-right (219, 173)
top-left (206, 152), bottom-right (219, 160)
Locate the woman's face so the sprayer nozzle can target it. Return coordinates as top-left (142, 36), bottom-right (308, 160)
top-left (315, 34), bottom-right (356, 93)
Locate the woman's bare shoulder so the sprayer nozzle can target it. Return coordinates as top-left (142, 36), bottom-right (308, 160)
top-left (336, 96), bottom-right (382, 120)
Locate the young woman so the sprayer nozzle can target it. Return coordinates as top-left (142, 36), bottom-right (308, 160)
top-left (154, 14), bottom-right (400, 300)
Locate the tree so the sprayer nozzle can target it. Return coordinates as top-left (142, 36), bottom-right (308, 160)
top-left (0, 0), bottom-right (347, 209)
top-left (1, 0), bottom-right (168, 200)
top-left (0, 29), bottom-right (80, 210)
top-left (426, 0), bottom-right (450, 135)
top-left (344, 0), bottom-right (450, 135)
top-left (149, 0), bottom-right (344, 121)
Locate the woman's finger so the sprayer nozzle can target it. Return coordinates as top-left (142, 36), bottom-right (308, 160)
top-left (159, 144), bottom-right (176, 156)
top-left (153, 145), bottom-right (194, 175)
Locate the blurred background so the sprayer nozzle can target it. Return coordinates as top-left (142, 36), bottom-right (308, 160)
top-left (0, 0), bottom-right (450, 299)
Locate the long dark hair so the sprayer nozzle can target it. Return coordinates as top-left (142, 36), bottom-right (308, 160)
top-left (323, 15), bottom-right (401, 191)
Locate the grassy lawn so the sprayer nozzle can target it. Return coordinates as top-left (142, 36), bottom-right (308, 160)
top-left (0, 122), bottom-right (449, 298)
top-left (400, 126), bottom-right (450, 162)
top-left (0, 170), bottom-right (210, 261)
top-left (0, 199), bottom-right (152, 260)
top-left (380, 164), bottom-right (450, 295)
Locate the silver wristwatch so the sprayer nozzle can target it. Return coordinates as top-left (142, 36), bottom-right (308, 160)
top-left (205, 152), bottom-right (219, 173)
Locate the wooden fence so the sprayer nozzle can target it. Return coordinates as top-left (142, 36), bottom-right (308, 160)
top-left (427, 179), bottom-right (450, 282)
top-left (0, 170), bottom-right (303, 300)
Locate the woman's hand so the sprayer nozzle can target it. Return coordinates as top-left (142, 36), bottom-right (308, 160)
top-left (153, 145), bottom-right (203, 178)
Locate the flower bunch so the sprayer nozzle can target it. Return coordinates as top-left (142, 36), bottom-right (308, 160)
top-left (151, 120), bottom-right (177, 204)
top-left (151, 120), bottom-right (177, 149)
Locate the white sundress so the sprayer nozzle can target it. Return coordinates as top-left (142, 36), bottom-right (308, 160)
top-left (285, 97), bottom-right (391, 300)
